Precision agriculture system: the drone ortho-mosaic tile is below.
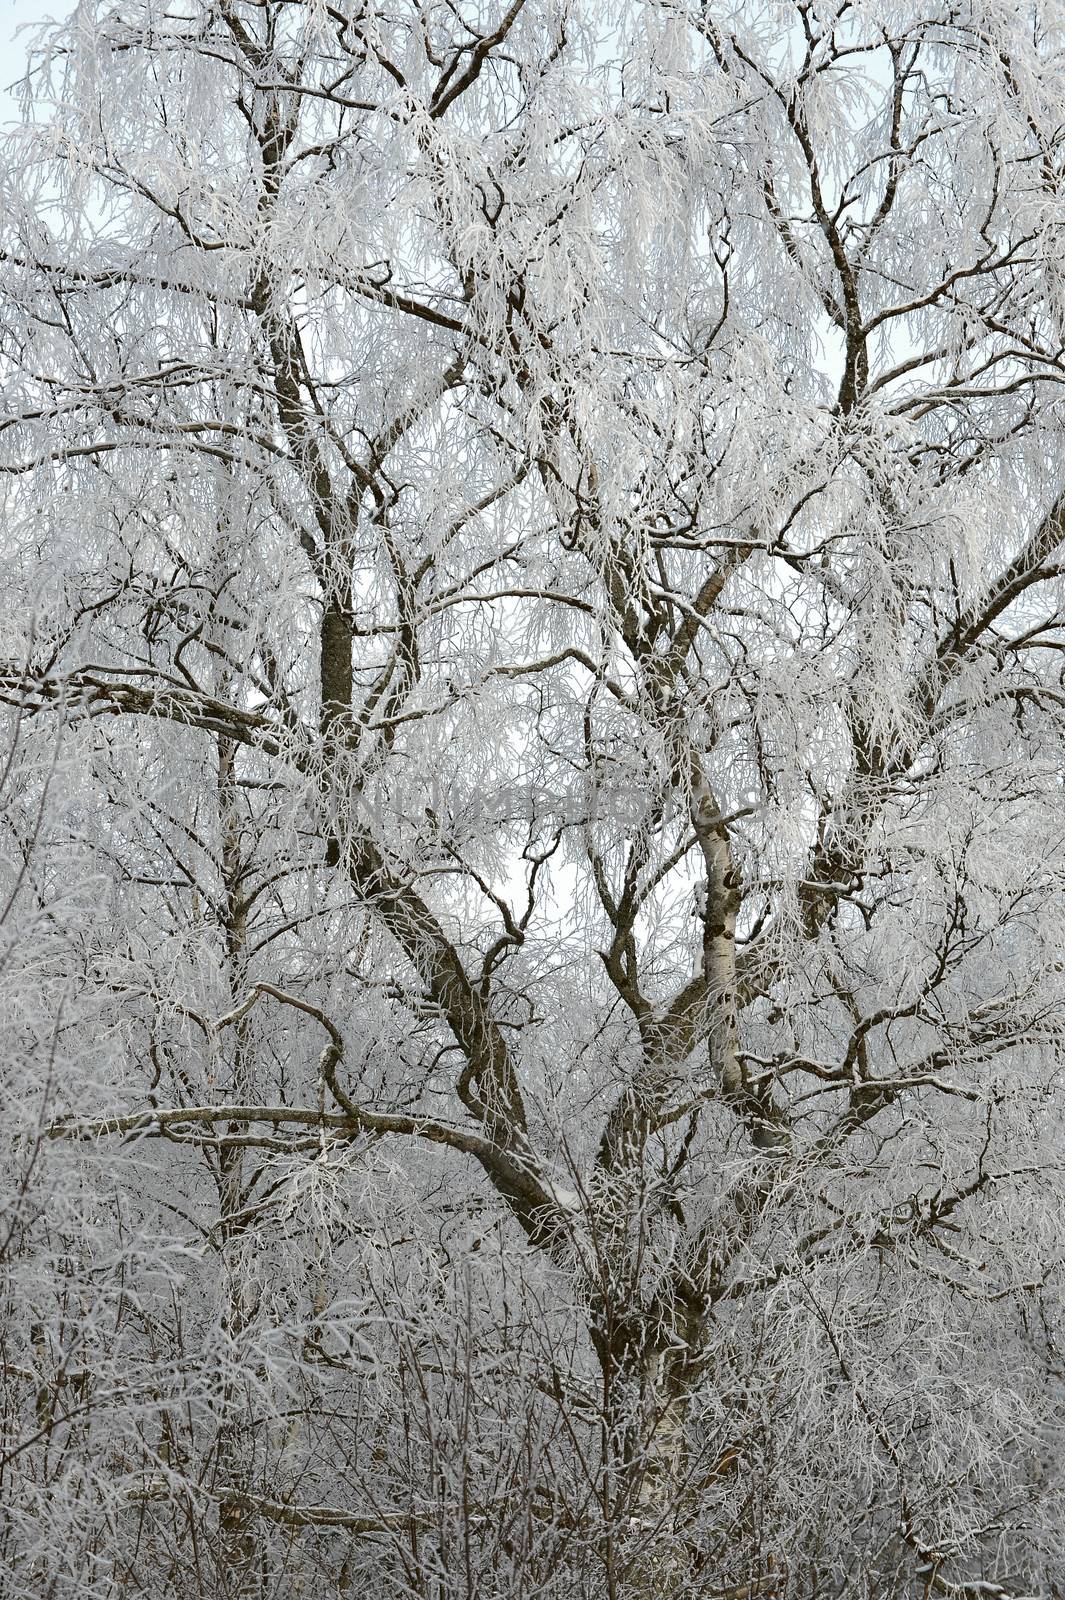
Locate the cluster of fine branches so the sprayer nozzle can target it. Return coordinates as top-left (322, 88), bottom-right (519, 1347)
top-left (1, 0), bottom-right (1065, 1596)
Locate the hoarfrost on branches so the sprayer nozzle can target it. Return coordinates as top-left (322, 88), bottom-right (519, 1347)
top-left (1, 0), bottom-right (1065, 1596)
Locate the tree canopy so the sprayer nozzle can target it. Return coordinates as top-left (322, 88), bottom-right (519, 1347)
top-left (1, 1), bottom-right (1065, 1596)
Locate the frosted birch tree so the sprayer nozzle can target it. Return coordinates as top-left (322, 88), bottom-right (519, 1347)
top-left (2, 0), bottom-right (1065, 1596)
